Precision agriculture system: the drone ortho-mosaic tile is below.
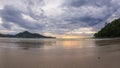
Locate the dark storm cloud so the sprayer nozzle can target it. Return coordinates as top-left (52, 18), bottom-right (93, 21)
top-left (64, 0), bottom-right (112, 7)
top-left (65, 17), bottom-right (103, 26)
top-left (62, 0), bottom-right (120, 28)
top-left (0, 5), bottom-right (44, 30)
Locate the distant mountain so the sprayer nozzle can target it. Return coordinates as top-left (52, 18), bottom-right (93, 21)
top-left (0, 31), bottom-right (55, 38)
top-left (94, 18), bottom-right (120, 38)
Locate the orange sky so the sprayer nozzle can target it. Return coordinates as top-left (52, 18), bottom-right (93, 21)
top-left (61, 35), bottom-right (86, 39)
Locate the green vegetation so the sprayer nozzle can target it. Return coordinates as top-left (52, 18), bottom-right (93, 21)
top-left (0, 31), bottom-right (55, 38)
top-left (94, 18), bottom-right (120, 38)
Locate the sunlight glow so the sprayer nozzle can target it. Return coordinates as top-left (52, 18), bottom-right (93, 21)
top-left (58, 40), bottom-right (84, 49)
top-left (62, 35), bottom-right (84, 39)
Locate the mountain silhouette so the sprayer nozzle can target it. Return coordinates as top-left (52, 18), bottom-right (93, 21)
top-left (0, 31), bottom-right (55, 38)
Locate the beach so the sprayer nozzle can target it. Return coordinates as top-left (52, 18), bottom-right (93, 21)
top-left (0, 38), bottom-right (120, 68)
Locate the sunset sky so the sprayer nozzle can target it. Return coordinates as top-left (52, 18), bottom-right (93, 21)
top-left (0, 0), bottom-right (120, 38)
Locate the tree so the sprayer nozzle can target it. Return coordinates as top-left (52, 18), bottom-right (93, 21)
top-left (94, 18), bottom-right (120, 38)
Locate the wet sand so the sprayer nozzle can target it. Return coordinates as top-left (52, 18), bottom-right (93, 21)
top-left (0, 38), bottom-right (120, 68)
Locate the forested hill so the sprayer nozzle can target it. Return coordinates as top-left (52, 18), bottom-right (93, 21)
top-left (94, 18), bottom-right (120, 38)
top-left (0, 31), bottom-right (55, 38)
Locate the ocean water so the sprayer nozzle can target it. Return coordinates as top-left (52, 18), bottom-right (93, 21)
top-left (0, 38), bottom-right (120, 68)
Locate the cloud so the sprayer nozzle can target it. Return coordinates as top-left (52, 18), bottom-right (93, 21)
top-left (62, 0), bottom-right (120, 29)
top-left (0, 0), bottom-right (120, 37)
top-left (63, 0), bottom-right (118, 7)
top-left (0, 5), bottom-right (45, 30)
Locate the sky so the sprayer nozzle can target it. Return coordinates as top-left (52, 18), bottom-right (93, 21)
top-left (0, 0), bottom-right (120, 38)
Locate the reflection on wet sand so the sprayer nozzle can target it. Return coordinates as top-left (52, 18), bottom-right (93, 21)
top-left (0, 38), bottom-right (56, 50)
top-left (61, 40), bottom-right (83, 48)
top-left (95, 38), bottom-right (120, 46)
top-left (0, 38), bottom-right (120, 68)
top-left (14, 40), bottom-right (56, 50)
top-left (94, 38), bottom-right (120, 54)
top-left (57, 39), bottom-right (95, 49)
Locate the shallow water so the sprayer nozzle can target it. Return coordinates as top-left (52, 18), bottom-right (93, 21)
top-left (0, 38), bottom-right (120, 68)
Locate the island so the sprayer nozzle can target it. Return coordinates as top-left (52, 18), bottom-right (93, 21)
top-left (0, 31), bottom-right (56, 38)
top-left (94, 18), bottom-right (120, 38)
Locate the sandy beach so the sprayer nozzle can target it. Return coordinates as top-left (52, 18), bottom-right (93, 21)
top-left (0, 38), bottom-right (120, 68)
